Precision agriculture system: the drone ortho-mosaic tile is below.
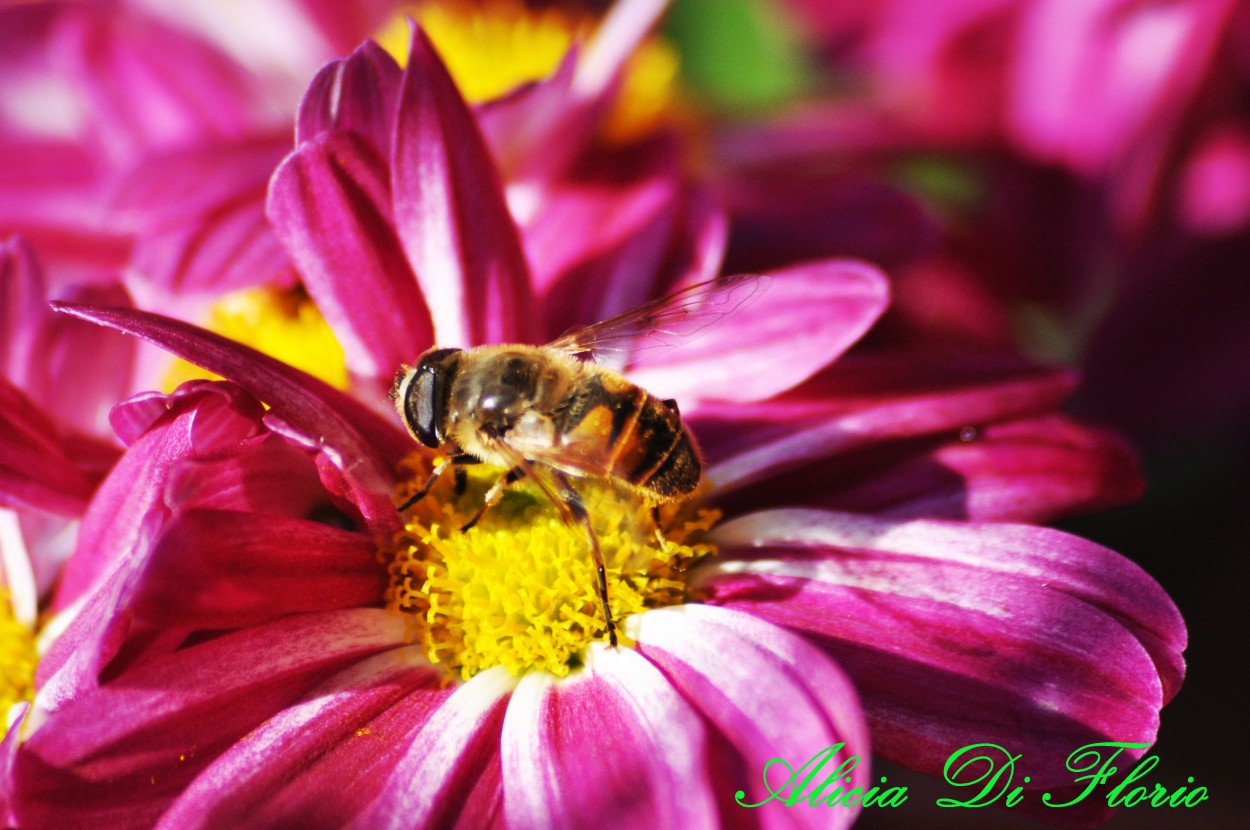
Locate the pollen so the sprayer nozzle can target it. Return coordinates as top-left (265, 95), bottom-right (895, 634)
top-left (163, 287), bottom-right (348, 392)
top-left (0, 590), bottom-right (36, 715)
top-left (385, 458), bottom-right (718, 680)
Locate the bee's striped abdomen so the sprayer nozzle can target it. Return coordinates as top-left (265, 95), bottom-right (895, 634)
top-left (552, 371), bottom-right (699, 500)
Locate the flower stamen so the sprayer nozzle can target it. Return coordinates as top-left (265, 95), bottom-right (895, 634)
top-left (384, 458), bottom-right (718, 680)
top-left (0, 590), bottom-right (36, 715)
top-left (163, 287), bottom-right (348, 391)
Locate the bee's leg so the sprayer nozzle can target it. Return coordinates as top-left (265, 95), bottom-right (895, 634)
top-left (397, 453), bottom-right (478, 512)
top-left (553, 472), bottom-right (618, 648)
top-left (650, 503), bottom-right (668, 549)
top-left (459, 467), bottom-right (523, 532)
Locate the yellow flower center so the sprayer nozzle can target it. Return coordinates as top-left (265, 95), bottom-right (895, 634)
top-left (385, 458), bottom-right (717, 680)
top-left (378, 1), bottom-right (583, 104)
top-left (601, 36), bottom-right (682, 144)
top-left (375, 0), bottom-right (679, 142)
top-left (163, 287), bottom-right (348, 392)
top-left (0, 590), bottom-right (36, 714)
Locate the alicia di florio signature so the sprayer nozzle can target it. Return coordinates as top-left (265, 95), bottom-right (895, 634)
top-left (737, 741), bottom-right (1210, 812)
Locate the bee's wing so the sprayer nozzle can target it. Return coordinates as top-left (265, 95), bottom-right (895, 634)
top-left (501, 412), bottom-right (616, 481)
top-left (547, 274), bottom-right (770, 365)
top-left (486, 439), bottom-right (581, 524)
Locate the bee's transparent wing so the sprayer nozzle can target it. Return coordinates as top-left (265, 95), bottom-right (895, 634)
top-left (547, 274), bottom-right (770, 365)
top-left (486, 440), bottom-right (578, 522)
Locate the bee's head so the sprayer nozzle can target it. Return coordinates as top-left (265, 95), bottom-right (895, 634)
top-left (392, 347), bottom-right (462, 448)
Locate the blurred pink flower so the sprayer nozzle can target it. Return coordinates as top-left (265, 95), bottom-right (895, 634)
top-left (0, 1), bottom-right (305, 296)
top-left (713, 0), bottom-right (1250, 436)
top-left (790, 0), bottom-right (1237, 180)
top-left (6, 24), bottom-right (1183, 829)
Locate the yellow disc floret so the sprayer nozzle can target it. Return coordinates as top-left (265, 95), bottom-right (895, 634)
top-left (377, 1), bottom-right (583, 103)
top-left (600, 36), bottom-right (682, 144)
top-left (0, 590), bottom-right (36, 715)
top-left (386, 458), bottom-right (718, 680)
top-left (163, 287), bottom-right (348, 392)
top-left (376, 0), bottom-right (681, 143)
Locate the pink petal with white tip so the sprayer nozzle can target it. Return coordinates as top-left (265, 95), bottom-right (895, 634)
top-left (156, 647), bottom-right (449, 830)
top-left (698, 508), bottom-right (1186, 787)
top-left (349, 667), bottom-right (516, 830)
top-left (634, 605), bottom-right (869, 829)
top-left (501, 645), bottom-right (718, 830)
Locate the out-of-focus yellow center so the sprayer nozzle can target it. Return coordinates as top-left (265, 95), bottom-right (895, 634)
top-left (376, 0), bottom-right (679, 143)
top-left (0, 591), bottom-right (36, 714)
top-left (386, 458), bottom-right (717, 680)
top-left (377, 1), bottom-right (582, 103)
top-left (163, 287), bottom-right (348, 392)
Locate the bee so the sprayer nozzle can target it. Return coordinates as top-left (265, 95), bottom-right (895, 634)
top-left (388, 274), bottom-right (768, 646)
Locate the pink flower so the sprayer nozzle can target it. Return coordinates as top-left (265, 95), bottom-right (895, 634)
top-left (713, 0), bottom-right (1250, 436)
top-left (7, 23), bottom-right (1183, 829)
top-left (0, 1), bottom-right (301, 295)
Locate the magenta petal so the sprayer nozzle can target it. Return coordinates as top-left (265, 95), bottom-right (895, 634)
top-left (475, 47), bottom-right (580, 182)
top-left (574, 0), bottom-right (671, 98)
top-left (391, 25), bottom-right (539, 346)
top-left (698, 509), bottom-right (1186, 786)
top-left (49, 382), bottom-right (267, 616)
top-left (35, 282), bottom-right (136, 439)
top-left (698, 353), bottom-right (1077, 495)
top-left (724, 413), bottom-right (1144, 524)
top-left (501, 646), bottom-right (718, 829)
top-left (480, 0), bottom-right (670, 186)
top-left (110, 138), bottom-right (287, 226)
top-left (128, 194), bottom-right (289, 298)
top-left (832, 414), bottom-right (1143, 522)
top-left (526, 177), bottom-right (679, 335)
top-left (0, 377), bottom-right (92, 516)
top-left (1, 239), bottom-right (134, 438)
top-left (132, 509), bottom-right (386, 628)
top-left (628, 260), bottom-right (890, 404)
top-left (14, 609), bottom-right (407, 829)
top-left (350, 667), bottom-right (515, 830)
top-left (163, 432), bottom-right (327, 517)
top-left (156, 648), bottom-right (448, 830)
top-left (51, 8), bottom-right (257, 155)
top-left (666, 188), bottom-right (729, 290)
top-left (50, 302), bottom-right (410, 533)
top-left (1, 704), bottom-right (28, 827)
top-left (0, 140), bottom-right (128, 273)
top-left (114, 135), bottom-right (292, 295)
top-left (634, 605), bottom-right (869, 829)
top-left (1, 236), bottom-right (52, 391)
top-left (296, 40), bottom-right (403, 160)
top-left (297, 1), bottom-right (408, 58)
top-left (268, 130), bottom-right (435, 380)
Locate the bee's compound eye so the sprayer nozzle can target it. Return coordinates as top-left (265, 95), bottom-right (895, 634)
top-left (410, 367), bottom-right (441, 448)
top-left (404, 348), bottom-right (461, 448)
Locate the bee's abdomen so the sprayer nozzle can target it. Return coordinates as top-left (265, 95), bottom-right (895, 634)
top-left (553, 374), bottom-right (700, 499)
top-left (611, 392), bottom-right (700, 499)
